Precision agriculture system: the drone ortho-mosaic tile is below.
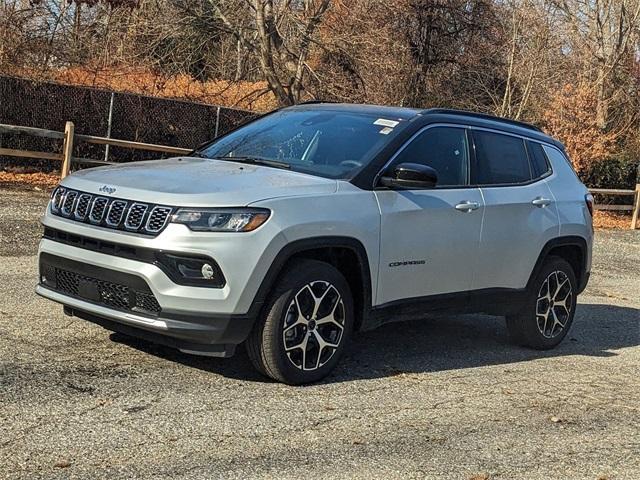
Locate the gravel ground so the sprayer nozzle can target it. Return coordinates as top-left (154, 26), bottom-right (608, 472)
top-left (0, 188), bottom-right (638, 480)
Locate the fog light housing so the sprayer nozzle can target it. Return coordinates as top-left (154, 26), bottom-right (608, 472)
top-left (155, 253), bottom-right (225, 288)
top-left (40, 264), bottom-right (57, 288)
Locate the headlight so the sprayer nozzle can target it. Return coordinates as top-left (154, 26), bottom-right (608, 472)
top-left (170, 208), bottom-right (270, 232)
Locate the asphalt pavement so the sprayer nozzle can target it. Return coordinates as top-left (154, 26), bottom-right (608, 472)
top-left (1, 187), bottom-right (638, 479)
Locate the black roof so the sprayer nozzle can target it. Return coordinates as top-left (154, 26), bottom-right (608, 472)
top-left (423, 108), bottom-right (542, 132)
top-left (287, 102), bottom-right (560, 147)
top-left (288, 102), bottom-right (422, 120)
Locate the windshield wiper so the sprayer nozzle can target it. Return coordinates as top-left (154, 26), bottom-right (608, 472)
top-left (208, 156), bottom-right (291, 170)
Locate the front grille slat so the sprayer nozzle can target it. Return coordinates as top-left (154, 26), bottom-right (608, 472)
top-left (74, 193), bottom-right (93, 220)
top-left (89, 197), bottom-right (109, 224)
top-left (50, 187), bottom-right (172, 236)
top-left (61, 191), bottom-right (78, 216)
top-left (51, 187), bottom-right (66, 213)
top-left (106, 200), bottom-right (128, 227)
top-left (124, 203), bottom-right (148, 230)
top-left (146, 206), bottom-right (172, 233)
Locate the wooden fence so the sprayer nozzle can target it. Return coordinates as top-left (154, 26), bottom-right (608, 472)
top-left (590, 186), bottom-right (640, 230)
top-left (1, 121), bottom-right (639, 229)
top-left (0, 121), bottom-right (191, 178)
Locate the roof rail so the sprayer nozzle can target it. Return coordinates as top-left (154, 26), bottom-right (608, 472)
top-left (424, 108), bottom-right (543, 133)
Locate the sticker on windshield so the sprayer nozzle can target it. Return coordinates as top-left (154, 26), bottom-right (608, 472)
top-left (373, 118), bottom-right (400, 128)
top-left (379, 127), bottom-right (393, 135)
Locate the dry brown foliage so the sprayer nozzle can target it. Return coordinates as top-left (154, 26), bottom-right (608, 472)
top-left (593, 211), bottom-right (634, 230)
top-left (0, 171), bottom-right (59, 189)
top-left (52, 66), bottom-right (276, 111)
top-left (543, 84), bottom-right (618, 173)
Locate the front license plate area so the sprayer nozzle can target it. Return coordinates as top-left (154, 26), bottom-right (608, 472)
top-left (78, 278), bottom-right (101, 302)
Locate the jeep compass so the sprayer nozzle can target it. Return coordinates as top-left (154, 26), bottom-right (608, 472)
top-left (37, 104), bottom-right (593, 384)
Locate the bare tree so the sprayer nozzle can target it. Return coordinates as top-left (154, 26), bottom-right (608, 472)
top-left (212, 0), bottom-right (331, 105)
top-left (494, 0), bottom-right (560, 121)
top-left (400, 0), bottom-right (494, 108)
top-left (553, 0), bottom-right (640, 129)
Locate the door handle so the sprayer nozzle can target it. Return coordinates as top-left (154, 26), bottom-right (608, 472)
top-left (455, 201), bottom-right (480, 212)
top-left (531, 197), bottom-right (552, 207)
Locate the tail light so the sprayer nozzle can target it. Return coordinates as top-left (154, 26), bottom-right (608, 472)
top-left (585, 193), bottom-right (594, 216)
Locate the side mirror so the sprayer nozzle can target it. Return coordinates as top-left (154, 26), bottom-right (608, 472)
top-left (379, 163), bottom-right (438, 189)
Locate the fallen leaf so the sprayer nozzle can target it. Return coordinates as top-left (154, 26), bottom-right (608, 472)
top-left (469, 474), bottom-right (490, 480)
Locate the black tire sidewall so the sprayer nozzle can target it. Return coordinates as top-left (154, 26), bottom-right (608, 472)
top-left (516, 256), bottom-right (578, 349)
top-left (261, 260), bottom-right (354, 384)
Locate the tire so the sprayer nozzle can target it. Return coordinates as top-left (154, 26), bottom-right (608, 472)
top-left (246, 259), bottom-right (354, 384)
top-left (506, 256), bottom-right (577, 350)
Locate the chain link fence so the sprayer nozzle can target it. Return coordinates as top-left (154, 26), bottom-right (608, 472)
top-left (0, 76), bottom-right (258, 171)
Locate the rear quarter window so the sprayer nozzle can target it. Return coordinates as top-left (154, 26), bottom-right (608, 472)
top-left (527, 141), bottom-right (552, 178)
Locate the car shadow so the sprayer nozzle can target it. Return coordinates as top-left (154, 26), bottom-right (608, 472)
top-left (108, 302), bottom-right (639, 384)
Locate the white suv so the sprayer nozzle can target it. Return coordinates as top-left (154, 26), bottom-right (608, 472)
top-left (37, 104), bottom-right (593, 384)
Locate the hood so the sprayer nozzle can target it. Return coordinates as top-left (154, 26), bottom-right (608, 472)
top-left (61, 157), bottom-right (337, 206)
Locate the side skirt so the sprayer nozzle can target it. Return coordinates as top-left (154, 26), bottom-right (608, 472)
top-left (363, 288), bottom-right (529, 331)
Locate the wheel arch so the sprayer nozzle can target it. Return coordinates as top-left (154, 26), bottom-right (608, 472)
top-left (527, 236), bottom-right (589, 294)
top-left (252, 236), bottom-right (373, 331)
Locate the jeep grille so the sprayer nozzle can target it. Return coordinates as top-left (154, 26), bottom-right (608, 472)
top-left (50, 187), bottom-right (173, 236)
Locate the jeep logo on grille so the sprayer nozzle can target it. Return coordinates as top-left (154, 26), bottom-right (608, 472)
top-left (98, 185), bottom-right (116, 195)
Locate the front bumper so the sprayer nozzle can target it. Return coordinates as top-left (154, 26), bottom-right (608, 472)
top-left (36, 249), bottom-right (255, 356)
top-left (40, 209), bottom-right (287, 315)
top-left (37, 285), bottom-right (253, 356)
top-left (36, 204), bottom-right (290, 354)
top-left (35, 228), bottom-right (282, 356)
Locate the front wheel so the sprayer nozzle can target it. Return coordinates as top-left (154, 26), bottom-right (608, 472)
top-left (246, 259), bottom-right (354, 384)
top-left (506, 256), bottom-right (577, 350)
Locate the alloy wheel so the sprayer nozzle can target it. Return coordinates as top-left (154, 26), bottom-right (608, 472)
top-left (536, 270), bottom-right (573, 339)
top-left (282, 281), bottom-right (346, 371)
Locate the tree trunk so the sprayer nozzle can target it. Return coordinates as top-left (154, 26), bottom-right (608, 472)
top-left (595, 67), bottom-right (609, 131)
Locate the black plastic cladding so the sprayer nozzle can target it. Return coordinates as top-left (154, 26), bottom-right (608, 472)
top-left (40, 256), bottom-right (162, 316)
top-left (50, 187), bottom-right (173, 236)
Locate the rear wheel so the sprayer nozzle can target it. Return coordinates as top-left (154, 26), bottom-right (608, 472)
top-left (506, 256), bottom-right (577, 350)
top-left (246, 259), bottom-right (354, 384)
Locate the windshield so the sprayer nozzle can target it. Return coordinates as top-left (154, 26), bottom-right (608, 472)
top-left (197, 109), bottom-right (408, 179)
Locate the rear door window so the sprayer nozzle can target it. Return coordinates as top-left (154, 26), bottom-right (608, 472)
top-left (473, 130), bottom-right (532, 185)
